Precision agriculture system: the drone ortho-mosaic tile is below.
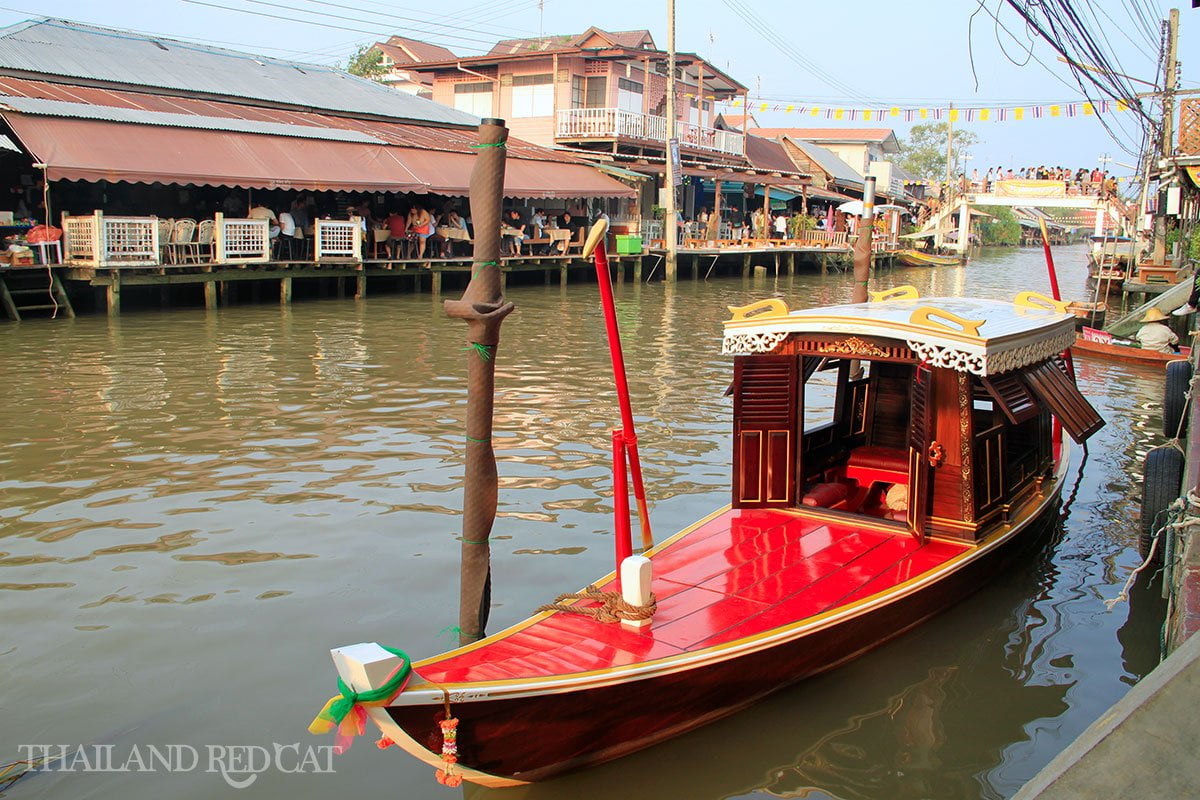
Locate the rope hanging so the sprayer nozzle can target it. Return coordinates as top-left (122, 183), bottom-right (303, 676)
top-left (1106, 491), bottom-right (1200, 609)
top-left (537, 584), bottom-right (657, 623)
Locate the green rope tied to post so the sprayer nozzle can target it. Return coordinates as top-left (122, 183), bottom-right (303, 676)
top-left (470, 141), bottom-right (507, 149)
top-left (465, 342), bottom-right (493, 361)
top-left (460, 537), bottom-right (490, 545)
top-left (465, 434), bottom-right (490, 443)
top-left (472, 260), bottom-right (498, 279)
top-left (309, 645), bottom-right (412, 749)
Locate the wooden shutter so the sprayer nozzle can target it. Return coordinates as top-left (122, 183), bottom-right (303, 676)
top-left (1021, 357), bottom-right (1104, 443)
top-left (980, 371), bottom-right (1040, 425)
top-left (733, 355), bottom-right (799, 508)
top-left (906, 363), bottom-right (935, 540)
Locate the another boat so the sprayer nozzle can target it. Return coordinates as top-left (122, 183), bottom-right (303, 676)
top-left (318, 289), bottom-right (1102, 787)
top-left (1066, 300), bottom-right (1107, 331)
top-left (1072, 326), bottom-right (1191, 367)
top-left (896, 249), bottom-right (963, 267)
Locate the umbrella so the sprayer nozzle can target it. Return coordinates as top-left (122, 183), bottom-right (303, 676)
top-left (836, 200), bottom-right (908, 216)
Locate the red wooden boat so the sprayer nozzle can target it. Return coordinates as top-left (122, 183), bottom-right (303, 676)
top-left (319, 290), bottom-right (1102, 787)
top-left (1072, 326), bottom-right (1191, 368)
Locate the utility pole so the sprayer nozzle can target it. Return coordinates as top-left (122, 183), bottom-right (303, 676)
top-left (1153, 8), bottom-right (1178, 263)
top-left (944, 102), bottom-right (954, 189)
top-left (664, 0), bottom-right (678, 281)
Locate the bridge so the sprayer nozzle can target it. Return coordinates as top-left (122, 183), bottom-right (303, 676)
top-left (918, 181), bottom-right (1133, 253)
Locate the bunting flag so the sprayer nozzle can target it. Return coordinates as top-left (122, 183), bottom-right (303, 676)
top-left (717, 97), bottom-right (1133, 123)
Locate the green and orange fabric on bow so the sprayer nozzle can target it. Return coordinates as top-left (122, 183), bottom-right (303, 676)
top-left (309, 646), bottom-right (412, 753)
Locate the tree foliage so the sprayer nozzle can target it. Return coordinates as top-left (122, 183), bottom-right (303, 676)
top-left (897, 123), bottom-right (981, 181)
top-left (346, 44), bottom-right (388, 81)
top-left (976, 206), bottom-right (1021, 247)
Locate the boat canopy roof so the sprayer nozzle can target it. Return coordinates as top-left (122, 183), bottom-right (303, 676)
top-left (722, 290), bottom-right (1076, 376)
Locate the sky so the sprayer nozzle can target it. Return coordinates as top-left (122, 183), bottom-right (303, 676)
top-left (0, 0), bottom-right (1193, 183)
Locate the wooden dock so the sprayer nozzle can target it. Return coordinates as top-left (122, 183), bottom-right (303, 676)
top-left (3, 244), bottom-right (900, 319)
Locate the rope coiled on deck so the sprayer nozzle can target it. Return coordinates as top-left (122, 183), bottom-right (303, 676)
top-left (537, 584), bottom-right (656, 623)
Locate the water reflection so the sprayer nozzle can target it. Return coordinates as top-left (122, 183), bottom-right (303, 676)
top-left (0, 245), bottom-right (1168, 800)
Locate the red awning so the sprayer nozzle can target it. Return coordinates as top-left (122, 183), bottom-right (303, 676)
top-left (4, 113), bottom-right (427, 192)
top-left (390, 148), bottom-right (635, 198)
top-left (2, 113), bottom-right (636, 198)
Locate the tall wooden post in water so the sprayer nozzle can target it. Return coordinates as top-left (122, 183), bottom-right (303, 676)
top-left (445, 118), bottom-right (513, 644)
top-left (852, 176), bottom-right (876, 304)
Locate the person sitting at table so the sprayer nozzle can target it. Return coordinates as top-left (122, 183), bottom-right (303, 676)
top-left (1136, 308), bottom-right (1179, 354)
top-left (530, 208), bottom-right (547, 239)
top-left (503, 209), bottom-right (527, 256)
top-left (248, 202), bottom-right (280, 239)
top-left (385, 208), bottom-right (407, 258)
top-left (442, 208), bottom-right (468, 257)
top-left (407, 204), bottom-right (434, 259)
top-left (557, 210), bottom-right (580, 254)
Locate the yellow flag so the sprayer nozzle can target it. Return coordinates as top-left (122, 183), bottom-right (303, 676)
top-left (1014, 107), bottom-right (1024, 120)
top-left (1083, 102), bottom-right (1094, 115)
top-left (1116, 99), bottom-right (1128, 112)
top-left (810, 106), bottom-right (820, 117)
top-left (863, 109), bottom-right (873, 121)
top-left (785, 104), bottom-right (795, 113)
top-left (834, 108), bottom-right (844, 119)
top-left (979, 108), bottom-right (990, 121)
top-left (890, 107), bottom-right (900, 117)
top-left (948, 109), bottom-right (959, 122)
top-left (732, 98), bottom-right (742, 107)
top-left (1050, 105), bottom-right (1061, 117)
top-left (919, 109), bottom-right (928, 119)
top-left (759, 102), bottom-right (768, 112)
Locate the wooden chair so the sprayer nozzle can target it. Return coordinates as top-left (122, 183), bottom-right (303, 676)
top-left (371, 228), bottom-right (390, 259)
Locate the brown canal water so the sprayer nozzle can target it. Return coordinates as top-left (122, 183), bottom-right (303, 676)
top-left (0, 243), bottom-right (1168, 799)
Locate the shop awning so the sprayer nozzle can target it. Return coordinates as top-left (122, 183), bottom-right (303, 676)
top-left (2, 112), bottom-right (635, 198)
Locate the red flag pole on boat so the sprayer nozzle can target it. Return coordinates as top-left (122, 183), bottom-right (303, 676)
top-left (583, 219), bottom-right (653, 552)
top-left (1037, 219), bottom-right (1076, 380)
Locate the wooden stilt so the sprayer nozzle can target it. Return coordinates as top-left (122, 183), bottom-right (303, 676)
top-left (356, 270), bottom-right (367, 300)
top-left (691, 255), bottom-right (699, 280)
top-left (788, 252), bottom-right (795, 274)
top-left (219, 280), bottom-right (232, 305)
top-left (633, 257), bottom-right (643, 282)
top-left (431, 270), bottom-right (442, 295)
top-left (335, 276), bottom-right (345, 299)
top-left (204, 280), bottom-right (217, 309)
top-left (280, 276), bottom-right (292, 305)
top-left (499, 269), bottom-right (507, 292)
top-left (0, 277), bottom-right (19, 321)
top-left (560, 265), bottom-right (568, 287)
top-left (742, 253), bottom-right (751, 277)
top-left (106, 271), bottom-right (121, 316)
top-left (159, 284), bottom-right (170, 308)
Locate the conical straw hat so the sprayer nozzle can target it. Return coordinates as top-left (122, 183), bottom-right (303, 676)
top-left (1142, 307), bottom-right (1169, 322)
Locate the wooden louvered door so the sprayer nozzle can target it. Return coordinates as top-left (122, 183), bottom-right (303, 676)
top-left (732, 355), bottom-right (799, 508)
top-left (906, 363), bottom-right (936, 540)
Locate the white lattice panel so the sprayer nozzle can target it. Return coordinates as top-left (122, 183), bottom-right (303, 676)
top-left (221, 219), bottom-right (268, 262)
top-left (103, 218), bottom-right (157, 264)
top-left (62, 216), bottom-right (96, 262)
top-left (316, 220), bottom-right (358, 259)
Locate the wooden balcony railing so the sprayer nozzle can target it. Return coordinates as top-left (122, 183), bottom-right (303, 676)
top-left (555, 108), bottom-right (746, 157)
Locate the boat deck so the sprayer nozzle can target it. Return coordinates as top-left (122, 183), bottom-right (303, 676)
top-left (415, 509), bottom-right (969, 684)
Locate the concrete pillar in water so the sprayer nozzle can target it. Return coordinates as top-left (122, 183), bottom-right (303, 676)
top-left (106, 271), bottom-right (121, 316)
top-left (633, 257), bottom-right (642, 282)
top-left (356, 271), bottom-right (367, 300)
top-left (204, 280), bottom-right (217, 310)
top-left (499, 269), bottom-right (507, 292)
top-left (560, 265), bottom-right (568, 287)
top-left (742, 253), bottom-right (751, 276)
top-left (281, 276), bottom-right (292, 305)
top-left (691, 255), bottom-right (699, 280)
top-left (219, 281), bottom-right (232, 305)
top-left (956, 201), bottom-right (970, 255)
top-left (431, 270), bottom-right (442, 296)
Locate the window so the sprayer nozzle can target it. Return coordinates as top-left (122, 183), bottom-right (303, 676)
top-left (570, 75), bottom-right (607, 109)
top-left (617, 77), bottom-right (643, 113)
top-left (453, 82), bottom-right (493, 116)
top-left (511, 73), bottom-right (554, 117)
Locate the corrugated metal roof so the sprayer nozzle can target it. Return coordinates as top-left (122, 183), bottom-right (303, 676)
top-left (0, 18), bottom-right (479, 127)
top-left (0, 76), bottom-right (567, 162)
top-left (0, 95), bottom-right (386, 143)
top-left (781, 137), bottom-right (865, 188)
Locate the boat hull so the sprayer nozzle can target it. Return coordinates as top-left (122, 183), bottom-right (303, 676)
top-left (377, 471), bottom-right (1067, 785)
top-left (1071, 335), bottom-right (1190, 367)
top-left (897, 250), bottom-right (962, 267)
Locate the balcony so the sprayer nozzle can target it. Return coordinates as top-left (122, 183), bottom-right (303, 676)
top-left (555, 108), bottom-right (746, 158)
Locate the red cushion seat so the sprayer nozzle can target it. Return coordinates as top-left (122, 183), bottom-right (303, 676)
top-left (847, 446), bottom-right (908, 473)
top-left (802, 482), bottom-right (851, 508)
